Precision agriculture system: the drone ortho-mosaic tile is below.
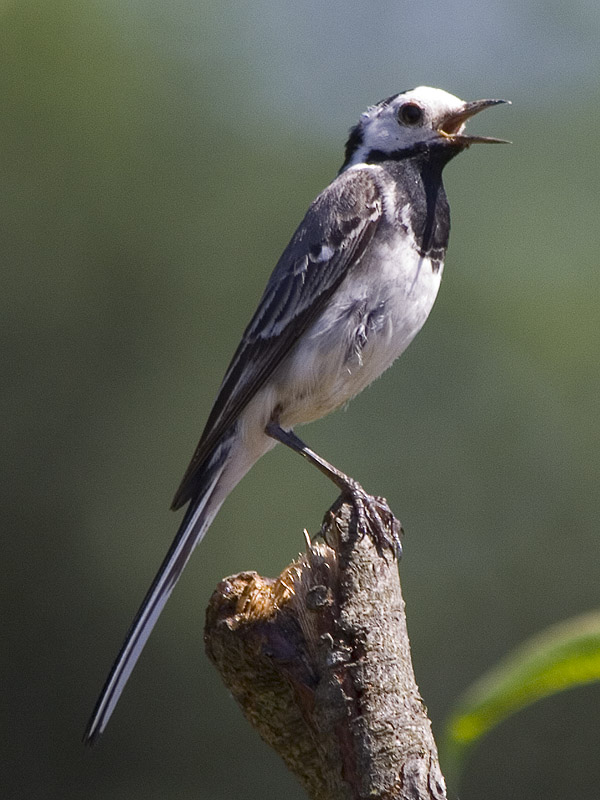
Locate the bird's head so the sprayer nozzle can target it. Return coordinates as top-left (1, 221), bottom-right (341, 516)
top-left (341, 86), bottom-right (509, 171)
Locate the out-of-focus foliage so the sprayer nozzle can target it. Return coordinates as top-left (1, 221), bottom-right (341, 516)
top-left (441, 611), bottom-right (600, 785)
top-left (2, 2), bottom-right (599, 799)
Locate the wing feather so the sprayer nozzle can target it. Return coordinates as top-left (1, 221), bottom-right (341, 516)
top-left (172, 168), bottom-right (382, 509)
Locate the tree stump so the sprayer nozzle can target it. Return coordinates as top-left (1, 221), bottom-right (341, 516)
top-left (205, 496), bottom-right (447, 800)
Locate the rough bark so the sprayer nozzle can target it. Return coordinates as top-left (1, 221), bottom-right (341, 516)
top-left (204, 496), bottom-right (447, 800)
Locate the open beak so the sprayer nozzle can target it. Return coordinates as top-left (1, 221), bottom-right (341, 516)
top-left (438, 98), bottom-right (511, 145)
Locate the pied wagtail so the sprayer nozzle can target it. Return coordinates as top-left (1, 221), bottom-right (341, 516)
top-left (84, 86), bottom-right (509, 742)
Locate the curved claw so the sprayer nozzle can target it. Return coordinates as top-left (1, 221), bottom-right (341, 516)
top-left (341, 481), bottom-right (403, 560)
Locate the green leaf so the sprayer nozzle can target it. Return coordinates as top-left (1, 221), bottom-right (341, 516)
top-left (440, 610), bottom-right (600, 784)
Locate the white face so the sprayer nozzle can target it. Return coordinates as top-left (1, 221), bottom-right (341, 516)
top-left (347, 86), bottom-right (468, 167)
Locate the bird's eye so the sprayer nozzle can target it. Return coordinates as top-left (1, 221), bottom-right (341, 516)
top-left (398, 103), bottom-right (424, 126)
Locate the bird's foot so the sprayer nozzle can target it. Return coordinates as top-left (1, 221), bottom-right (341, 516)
top-left (265, 423), bottom-right (403, 558)
top-left (323, 479), bottom-right (403, 560)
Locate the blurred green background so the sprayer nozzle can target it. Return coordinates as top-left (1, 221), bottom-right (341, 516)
top-left (3, 1), bottom-right (599, 798)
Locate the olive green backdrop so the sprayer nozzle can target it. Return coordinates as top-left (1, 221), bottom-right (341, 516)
top-left (3, 1), bottom-right (599, 798)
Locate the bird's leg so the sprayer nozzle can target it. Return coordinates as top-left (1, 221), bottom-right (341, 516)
top-left (265, 422), bottom-right (402, 558)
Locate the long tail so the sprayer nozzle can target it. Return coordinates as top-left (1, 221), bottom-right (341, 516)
top-left (83, 439), bottom-right (234, 744)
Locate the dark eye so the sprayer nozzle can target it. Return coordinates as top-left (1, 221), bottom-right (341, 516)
top-left (398, 102), bottom-right (424, 126)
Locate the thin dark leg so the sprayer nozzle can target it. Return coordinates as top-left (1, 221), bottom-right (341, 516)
top-left (266, 422), bottom-right (402, 558)
top-left (265, 423), bottom-right (356, 489)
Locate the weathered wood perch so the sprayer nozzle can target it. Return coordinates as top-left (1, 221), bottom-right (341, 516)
top-left (204, 496), bottom-right (447, 800)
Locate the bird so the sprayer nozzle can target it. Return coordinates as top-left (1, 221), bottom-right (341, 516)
top-left (84, 86), bottom-right (508, 743)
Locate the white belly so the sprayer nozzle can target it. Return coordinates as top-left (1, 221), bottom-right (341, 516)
top-left (275, 233), bottom-right (443, 428)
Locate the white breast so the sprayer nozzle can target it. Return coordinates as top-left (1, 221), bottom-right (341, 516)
top-left (275, 211), bottom-right (444, 428)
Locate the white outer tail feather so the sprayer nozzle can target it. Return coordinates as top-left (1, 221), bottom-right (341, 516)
top-left (84, 460), bottom-right (228, 742)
